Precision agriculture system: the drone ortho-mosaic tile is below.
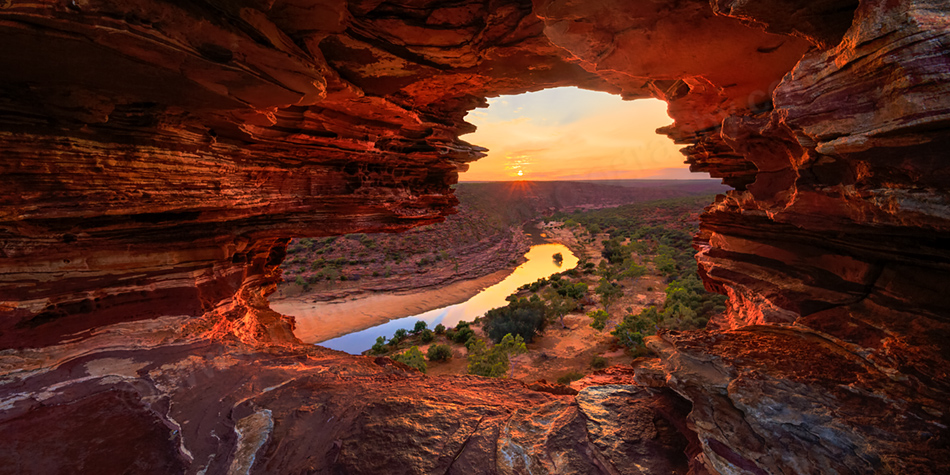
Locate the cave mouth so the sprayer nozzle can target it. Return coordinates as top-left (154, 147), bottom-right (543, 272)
top-left (269, 85), bottom-right (728, 354)
top-left (460, 87), bottom-right (706, 182)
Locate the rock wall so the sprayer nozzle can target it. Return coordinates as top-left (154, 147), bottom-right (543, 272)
top-left (0, 0), bottom-right (948, 473)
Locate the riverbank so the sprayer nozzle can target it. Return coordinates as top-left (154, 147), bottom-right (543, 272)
top-left (270, 268), bottom-right (514, 343)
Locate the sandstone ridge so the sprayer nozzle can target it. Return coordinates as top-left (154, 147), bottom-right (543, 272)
top-left (1, 0), bottom-right (948, 473)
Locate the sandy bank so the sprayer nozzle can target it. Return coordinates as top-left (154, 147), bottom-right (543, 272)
top-left (270, 269), bottom-right (513, 343)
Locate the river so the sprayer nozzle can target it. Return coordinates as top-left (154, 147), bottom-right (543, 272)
top-left (319, 242), bottom-right (578, 354)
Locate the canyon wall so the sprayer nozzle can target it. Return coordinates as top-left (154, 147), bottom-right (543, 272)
top-left (1, 0), bottom-right (948, 473)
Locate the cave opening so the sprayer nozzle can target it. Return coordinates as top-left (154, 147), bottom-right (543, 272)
top-left (4, 0), bottom-right (949, 472)
top-left (270, 85), bottom-right (728, 357)
top-left (460, 87), bottom-right (705, 182)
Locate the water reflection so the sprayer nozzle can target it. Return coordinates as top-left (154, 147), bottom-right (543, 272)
top-left (320, 243), bottom-right (578, 354)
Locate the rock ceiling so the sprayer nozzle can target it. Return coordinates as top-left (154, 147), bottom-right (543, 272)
top-left (0, 0), bottom-right (948, 473)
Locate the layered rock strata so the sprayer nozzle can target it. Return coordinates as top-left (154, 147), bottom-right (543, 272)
top-left (1, 0), bottom-right (948, 473)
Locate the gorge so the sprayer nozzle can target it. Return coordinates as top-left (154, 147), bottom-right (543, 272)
top-left (1, 0), bottom-right (948, 474)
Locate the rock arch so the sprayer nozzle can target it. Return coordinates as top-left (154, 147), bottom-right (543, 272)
top-left (0, 0), bottom-right (947, 473)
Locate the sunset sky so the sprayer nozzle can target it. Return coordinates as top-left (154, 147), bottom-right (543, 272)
top-left (459, 87), bottom-right (708, 182)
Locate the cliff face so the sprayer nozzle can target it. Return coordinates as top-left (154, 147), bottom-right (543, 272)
top-left (1, 0), bottom-right (948, 474)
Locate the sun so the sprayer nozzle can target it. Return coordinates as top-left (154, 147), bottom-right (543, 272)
top-left (517, 170), bottom-right (523, 177)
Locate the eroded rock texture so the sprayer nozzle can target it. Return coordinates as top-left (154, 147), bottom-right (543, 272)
top-left (1, 0), bottom-right (948, 473)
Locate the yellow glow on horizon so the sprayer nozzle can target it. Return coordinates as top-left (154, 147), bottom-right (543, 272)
top-left (460, 88), bottom-right (707, 181)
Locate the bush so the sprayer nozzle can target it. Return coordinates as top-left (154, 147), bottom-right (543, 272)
top-left (591, 356), bottom-right (608, 370)
top-left (420, 329), bottom-right (434, 343)
top-left (466, 334), bottom-right (527, 378)
top-left (484, 297), bottom-right (547, 343)
top-left (434, 323), bottom-right (446, 334)
top-left (464, 336), bottom-right (479, 351)
top-left (392, 328), bottom-right (408, 343)
top-left (588, 309), bottom-right (609, 331)
top-left (556, 372), bottom-right (584, 385)
top-left (612, 309), bottom-right (655, 349)
top-left (595, 279), bottom-right (624, 312)
top-left (393, 346), bottom-right (427, 373)
top-left (427, 344), bottom-right (452, 362)
top-left (453, 327), bottom-right (475, 344)
top-left (413, 320), bottom-right (428, 333)
top-left (558, 282), bottom-right (588, 300)
top-left (370, 336), bottom-right (388, 355)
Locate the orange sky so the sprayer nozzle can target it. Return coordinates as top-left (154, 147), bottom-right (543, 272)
top-left (459, 87), bottom-right (708, 181)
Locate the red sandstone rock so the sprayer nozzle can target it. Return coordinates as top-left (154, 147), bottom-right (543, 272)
top-left (0, 326), bottom-right (695, 474)
top-left (0, 0), bottom-right (949, 473)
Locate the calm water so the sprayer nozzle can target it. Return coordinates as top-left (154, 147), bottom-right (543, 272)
top-left (320, 243), bottom-right (578, 354)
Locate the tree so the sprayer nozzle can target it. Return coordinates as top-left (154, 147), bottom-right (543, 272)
top-left (653, 252), bottom-right (678, 279)
top-left (597, 262), bottom-right (619, 281)
top-left (452, 321), bottom-right (475, 344)
top-left (559, 282), bottom-right (588, 300)
top-left (547, 294), bottom-right (576, 329)
top-left (466, 334), bottom-right (527, 378)
top-left (588, 309), bottom-right (609, 331)
top-left (420, 329), bottom-right (434, 343)
top-left (595, 279), bottom-right (624, 312)
top-left (393, 346), bottom-right (427, 373)
top-left (618, 261), bottom-right (647, 280)
top-left (552, 252), bottom-right (563, 264)
top-left (484, 298), bottom-right (547, 343)
top-left (427, 344), bottom-right (452, 362)
top-left (370, 336), bottom-right (388, 355)
top-left (413, 320), bottom-right (428, 333)
top-left (434, 323), bottom-right (446, 334)
top-left (601, 237), bottom-right (628, 264)
top-left (392, 328), bottom-right (408, 343)
top-left (612, 310), bottom-right (655, 349)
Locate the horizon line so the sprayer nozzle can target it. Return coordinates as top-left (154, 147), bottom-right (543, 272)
top-left (457, 177), bottom-right (724, 183)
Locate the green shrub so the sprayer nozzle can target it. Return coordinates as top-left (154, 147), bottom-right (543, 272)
top-left (612, 309), bottom-right (654, 349)
top-left (420, 329), bottom-right (434, 343)
top-left (370, 336), bottom-right (388, 355)
top-left (466, 334), bottom-right (527, 378)
top-left (427, 344), bottom-right (452, 362)
top-left (392, 328), bottom-right (408, 343)
top-left (434, 323), bottom-right (446, 334)
top-left (451, 321), bottom-right (475, 344)
top-left (591, 356), bottom-right (608, 370)
top-left (588, 309), bottom-right (609, 331)
top-left (557, 282), bottom-right (588, 300)
top-left (413, 320), bottom-right (428, 333)
top-left (392, 346), bottom-right (427, 373)
top-left (595, 279), bottom-right (624, 311)
top-left (484, 297), bottom-right (547, 343)
top-left (453, 327), bottom-right (475, 344)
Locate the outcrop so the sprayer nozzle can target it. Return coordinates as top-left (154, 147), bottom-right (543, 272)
top-left (1, 0), bottom-right (948, 473)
